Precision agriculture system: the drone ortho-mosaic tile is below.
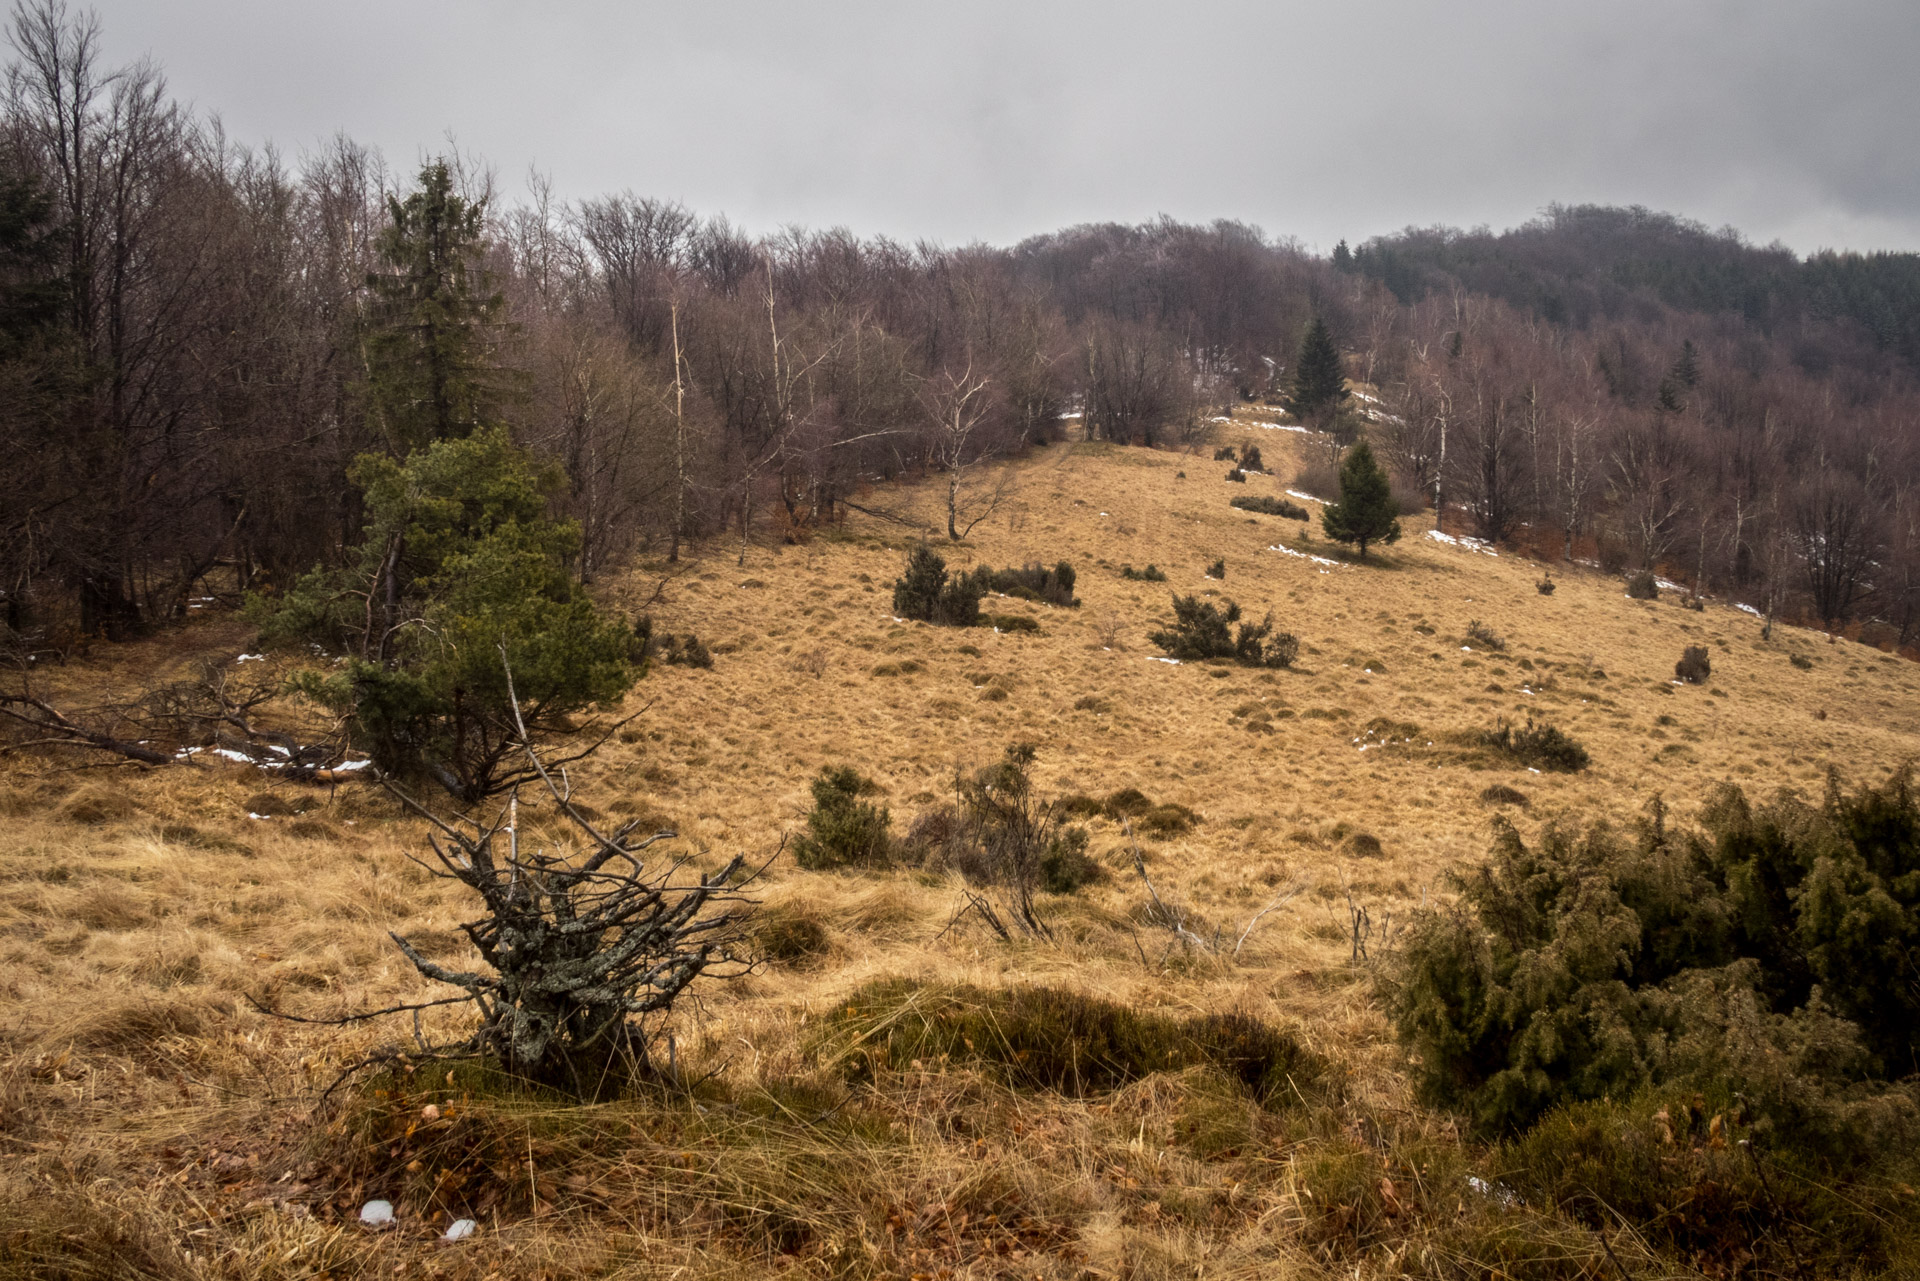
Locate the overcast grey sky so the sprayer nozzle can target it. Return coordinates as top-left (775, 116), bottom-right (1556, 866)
top-left (79, 0), bottom-right (1920, 255)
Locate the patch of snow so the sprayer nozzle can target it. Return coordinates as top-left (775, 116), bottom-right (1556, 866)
top-left (1249, 420), bottom-right (1310, 434)
top-left (213, 748), bottom-right (257, 764)
top-left (1461, 646), bottom-right (1473, 652)
top-left (1149, 657), bottom-right (1182, 666)
top-left (443, 1219), bottom-right (477, 1242)
top-left (1058, 410), bottom-right (1082, 419)
top-left (331, 758), bottom-right (372, 772)
top-left (1426, 530), bottom-right (1498, 557)
top-left (360, 1200), bottom-right (395, 1227)
top-left (247, 812), bottom-right (271, 821)
top-left (235, 653), bottom-right (265, 663)
top-left (1284, 489), bottom-right (1325, 504)
top-left (1736, 603), bottom-right (1761, 617)
top-left (1099, 511), bottom-right (1109, 516)
top-left (1269, 545), bottom-right (1341, 568)
top-left (1656, 577), bottom-right (1685, 593)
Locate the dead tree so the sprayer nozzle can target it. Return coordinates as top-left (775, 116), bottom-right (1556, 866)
top-left (377, 664), bottom-right (759, 1093)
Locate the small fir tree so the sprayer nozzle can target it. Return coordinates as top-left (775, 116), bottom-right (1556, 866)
top-left (1331, 239), bottom-right (1355, 273)
top-left (1320, 440), bottom-right (1401, 559)
top-left (1289, 317), bottom-right (1348, 422)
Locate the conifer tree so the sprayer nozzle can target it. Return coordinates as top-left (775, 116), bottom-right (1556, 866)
top-left (1290, 317), bottom-right (1349, 422)
top-left (1331, 239), bottom-right (1355, 273)
top-left (1320, 439), bottom-right (1401, 559)
top-left (363, 161), bottom-right (511, 452)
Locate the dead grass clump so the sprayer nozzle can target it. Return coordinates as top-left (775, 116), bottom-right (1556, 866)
top-left (1139, 803), bottom-right (1198, 837)
top-left (1343, 832), bottom-right (1384, 858)
top-left (241, 791), bottom-right (303, 817)
top-left (1479, 783), bottom-right (1529, 807)
top-left (285, 818), bottom-right (339, 841)
top-left (1103, 788), bottom-right (1153, 818)
top-left (752, 901), bottom-right (833, 966)
top-left (1072, 694), bottom-right (1111, 713)
top-left (608, 797), bottom-right (677, 832)
top-left (0, 1191), bottom-right (192, 1280)
top-left (62, 785), bottom-right (137, 825)
top-left (820, 980), bottom-right (1328, 1105)
top-left (59, 992), bottom-right (215, 1053)
top-left (73, 884), bottom-right (148, 930)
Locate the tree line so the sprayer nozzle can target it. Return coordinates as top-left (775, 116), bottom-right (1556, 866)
top-left (2, 1), bottom-right (1917, 655)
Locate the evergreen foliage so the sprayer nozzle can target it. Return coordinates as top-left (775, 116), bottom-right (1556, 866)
top-left (791, 766), bottom-right (892, 871)
top-left (1119, 564), bottom-right (1167, 582)
top-left (1318, 440), bottom-right (1401, 557)
top-left (1476, 715), bottom-right (1590, 772)
top-left (1675, 645), bottom-right (1711, 683)
top-left (1626, 569), bottom-right (1660, 599)
top-left (981, 561), bottom-right (1078, 607)
top-left (257, 428), bottom-right (634, 802)
top-left (1229, 494), bottom-right (1310, 520)
top-left (891, 545), bottom-right (989, 626)
top-left (1391, 771), bottom-right (1920, 1143)
top-left (1148, 595), bottom-right (1298, 668)
top-left (363, 162), bottom-right (513, 452)
top-left (1289, 317), bottom-right (1349, 421)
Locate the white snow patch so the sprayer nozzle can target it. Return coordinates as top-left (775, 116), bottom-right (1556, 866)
top-left (213, 748), bottom-right (257, 764)
top-left (330, 758), bottom-right (372, 772)
top-left (1284, 489), bottom-right (1325, 504)
top-left (1736, 603), bottom-right (1761, 617)
top-left (247, 812), bottom-right (272, 821)
top-left (1656, 577), bottom-right (1685, 593)
top-left (1057, 410), bottom-right (1082, 419)
top-left (1270, 545), bottom-right (1340, 568)
top-left (1249, 420), bottom-right (1310, 434)
top-left (443, 1219), bottom-right (477, 1242)
top-left (1426, 530), bottom-right (1498, 557)
top-left (1149, 657), bottom-right (1182, 666)
top-left (360, 1200), bottom-right (395, 1227)
top-left (235, 653), bottom-right (265, 663)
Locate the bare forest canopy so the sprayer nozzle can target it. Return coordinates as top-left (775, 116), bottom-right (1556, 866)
top-left (3, 2), bottom-right (1919, 654)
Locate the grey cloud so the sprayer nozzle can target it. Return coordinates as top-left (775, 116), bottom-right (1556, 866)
top-left (83, 0), bottom-right (1920, 253)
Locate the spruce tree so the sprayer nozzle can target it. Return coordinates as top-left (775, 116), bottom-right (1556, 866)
top-left (363, 161), bottom-right (511, 452)
top-left (1290, 317), bottom-right (1349, 422)
top-left (1320, 439), bottom-right (1401, 559)
top-left (1331, 239), bottom-right (1355, 273)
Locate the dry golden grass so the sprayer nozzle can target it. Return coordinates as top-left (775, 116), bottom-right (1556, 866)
top-left (3, 416), bottom-right (1917, 1278)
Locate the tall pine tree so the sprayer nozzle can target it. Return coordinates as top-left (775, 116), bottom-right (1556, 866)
top-left (362, 161), bottom-right (512, 452)
top-left (1320, 439), bottom-right (1401, 559)
top-left (1290, 317), bottom-right (1349, 423)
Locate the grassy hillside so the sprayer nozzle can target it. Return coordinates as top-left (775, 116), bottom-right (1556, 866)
top-left (3, 417), bottom-right (1916, 1279)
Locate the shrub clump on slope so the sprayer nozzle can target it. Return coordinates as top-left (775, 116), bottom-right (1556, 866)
top-left (1390, 773), bottom-right (1920, 1273)
top-left (1148, 595), bottom-right (1298, 668)
top-left (1391, 770), bottom-right (1920, 1139)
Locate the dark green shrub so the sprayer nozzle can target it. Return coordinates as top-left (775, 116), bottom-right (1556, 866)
top-left (891, 545), bottom-right (988, 626)
top-left (1240, 444), bottom-right (1263, 472)
top-left (1626, 569), bottom-right (1659, 600)
top-left (791, 766), bottom-right (892, 871)
top-left (821, 980), bottom-right (1327, 1105)
top-left (1391, 771), bottom-right (1920, 1138)
top-left (1229, 494), bottom-right (1310, 520)
top-left (1147, 595), bottom-right (1298, 668)
top-left (1224, 467), bottom-right (1247, 483)
top-left (1675, 645), bottom-right (1711, 683)
top-left (1478, 716), bottom-right (1589, 771)
top-left (1120, 564), bottom-right (1167, 582)
top-left (1205, 558), bottom-right (1226, 579)
top-left (988, 613), bottom-right (1040, 634)
top-left (980, 561), bottom-right (1078, 607)
top-left (1536, 575), bottom-right (1555, 595)
top-left (1213, 445), bottom-right (1238, 461)
top-left (1038, 825), bottom-right (1102, 892)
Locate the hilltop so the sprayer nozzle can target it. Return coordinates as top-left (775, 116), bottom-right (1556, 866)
top-left (3, 417), bottom-right (1916, 1278)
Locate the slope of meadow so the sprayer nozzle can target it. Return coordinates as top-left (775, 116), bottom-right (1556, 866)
top-left (3, 416), bottom-right (1916, 1279)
